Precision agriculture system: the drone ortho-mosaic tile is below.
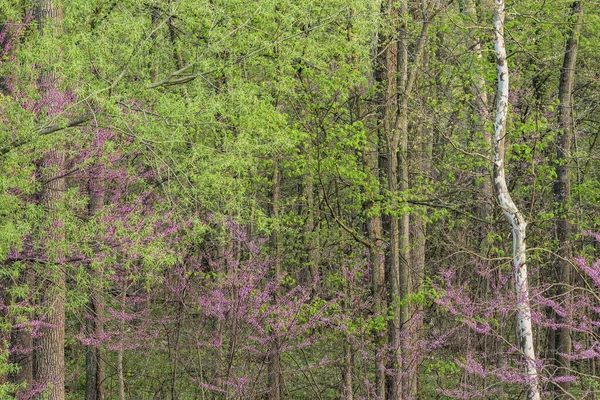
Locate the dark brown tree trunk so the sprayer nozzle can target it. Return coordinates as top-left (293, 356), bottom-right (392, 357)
top-left (34, 149), bottom-right (66, 400)
top-left (166, 0), bottom-right (184, 71)
top-left (381, 2), bottom-right (402, 398)
top-left (553, 1), bottom-right (583, 396)
top-left (85, 179), bottom-right (105, 400)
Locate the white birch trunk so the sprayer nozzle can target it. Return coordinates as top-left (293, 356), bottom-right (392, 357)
top-left (492, 2), bottom-right (540, 399)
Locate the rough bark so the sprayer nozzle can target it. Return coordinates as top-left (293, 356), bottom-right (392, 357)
top-left (34, 149), bottom-right (66, 400)
top-left (33, 1), bottom-right (66, 398)
top-left (492, 2), bottom-right (540, 399)
top-left (35, 0), bottom-right (63, 32)
top-left (553, 2), bottom-right (583, 396)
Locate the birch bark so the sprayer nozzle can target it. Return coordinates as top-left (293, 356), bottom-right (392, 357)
top-left (492, 2), bottom-right (540, 399)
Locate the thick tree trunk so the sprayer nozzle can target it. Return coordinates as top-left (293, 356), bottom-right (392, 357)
top-left (553, 2), bottom-right (582, 396)
top-left (33, 1), bottom-right (66, 397)
top-left (492, 2), bottom-right (540, 399)
top-left (34, 149), bottom-right (66, 400)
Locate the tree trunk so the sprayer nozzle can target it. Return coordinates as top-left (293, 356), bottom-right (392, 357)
top-left (342, 336), bottom-right (353, 400)
top-left (407, 121), bottom-right (432, 398)
top-left (34, 149), bottom-right (66, 400)
top-left (85, 178), bottom-right (105, 400)
top-left (381, 2), bottom-right (402, 398)
top-left (32, 1), bottom-right (66, 397)
top-left (117, 288), bottom-right (126, 400)
top-left (268, 163), bottom-right (282, 400)
top-left (396, 3), bottom-right (430, 397)
top-left (460, 0), bottom-right (491, 245)
top-left (492, 2), bottom-right (540, 399)
top-left (553, 1), bottom-right (583, 396)
top-left (365, 128), bottom-right (386, 399)
top-left (304, 172), bottom-right (320, 285)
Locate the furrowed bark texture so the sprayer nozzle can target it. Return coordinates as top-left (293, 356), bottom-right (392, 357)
top-left (492, 2), bottom-right (540, 399)
top-left (33, 0), bottom-right (66, 398)
top-left (34, 149), bottom-right (66, 400)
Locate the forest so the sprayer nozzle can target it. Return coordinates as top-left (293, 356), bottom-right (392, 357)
top-left (1, 0), bottom-right (600, 399)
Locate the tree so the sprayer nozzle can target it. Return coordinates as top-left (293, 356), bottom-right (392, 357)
top-left (1, 0), bottom-right (600, 398)
top-left (553, 1), bottom-right (583, 393)
top-left (491, 0), bottom-right (540, 398)
top-left (31, 0), bottom-right (68, 398)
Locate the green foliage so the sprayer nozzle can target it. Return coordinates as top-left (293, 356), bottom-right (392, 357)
top-left (1, 0), bottom-right (600, 398)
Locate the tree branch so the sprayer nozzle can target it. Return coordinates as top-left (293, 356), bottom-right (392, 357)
top-left (0, 113), bottom-right (95, 156)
